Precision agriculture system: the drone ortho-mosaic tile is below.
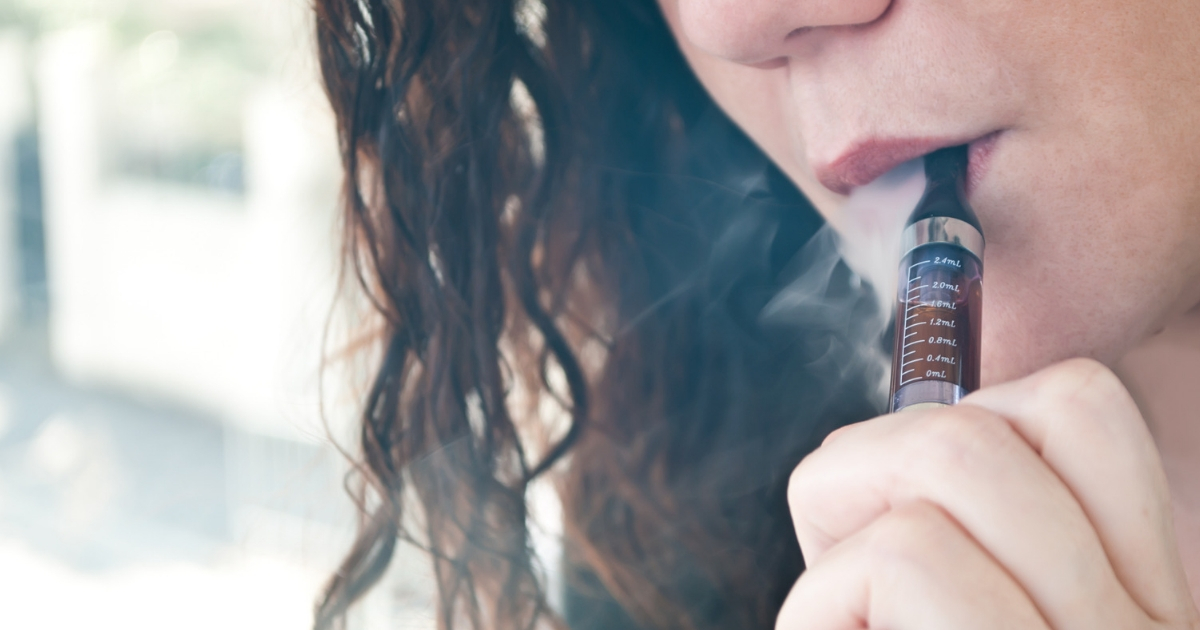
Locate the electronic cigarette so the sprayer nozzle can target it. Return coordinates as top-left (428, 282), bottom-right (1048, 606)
top-left (888, 146), bottom-right (984, 412)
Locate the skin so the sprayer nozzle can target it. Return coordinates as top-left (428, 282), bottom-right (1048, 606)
top-left (655, 0), bottom-right (1200, 626)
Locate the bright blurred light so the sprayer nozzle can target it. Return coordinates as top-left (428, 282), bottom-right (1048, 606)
top-left (0, 539), bottom-right (324, 630)
top-left (0, 385), bottom-right (11, 439)
top-left (0, 1), bottom-right (443, 628)
top-left (138, 30), bottom-right (179, 77)
top-left (28, 413), bottom-right (87, 478)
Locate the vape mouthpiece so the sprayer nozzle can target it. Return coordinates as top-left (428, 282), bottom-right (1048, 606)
top-left (888, 147), bottom-right (985, 413)
top-left (924, 144), bottom-right (970, 184)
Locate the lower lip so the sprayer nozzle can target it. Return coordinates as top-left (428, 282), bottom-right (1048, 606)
top-left (966, 132), bottom-right (1001, 197)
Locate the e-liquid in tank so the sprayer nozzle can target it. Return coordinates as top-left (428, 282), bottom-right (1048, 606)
top-left (889, 146), bottom-right (984, 412)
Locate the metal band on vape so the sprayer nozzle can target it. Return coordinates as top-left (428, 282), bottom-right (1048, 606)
top-left (900, 217), bottom-right (985, 260)
top-left (892, 381), bottom-right (967, 413)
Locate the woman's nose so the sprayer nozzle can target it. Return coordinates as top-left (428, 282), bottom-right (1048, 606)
top-left (674, 0), bottom-right (893, 65)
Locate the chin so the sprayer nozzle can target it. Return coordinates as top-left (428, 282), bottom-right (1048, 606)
top-left (980, 345), bottom-right (1045, 389)
top-left (979, 308), bottom-right (1152, 388)
top-left (978, 307), bottom-right (1102, 388)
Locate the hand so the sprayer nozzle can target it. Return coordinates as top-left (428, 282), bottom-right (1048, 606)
top-left (777, 358), bottom-right (1200, 630)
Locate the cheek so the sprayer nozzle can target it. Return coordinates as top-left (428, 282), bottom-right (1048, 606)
top-left (658, 0), bottom-right (849, 222)
top-left (976, 130), bottom-right (1200, 385)
top-left (690, 57), bottom-right (851, 221)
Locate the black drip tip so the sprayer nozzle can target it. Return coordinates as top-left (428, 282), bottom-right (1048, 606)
top-left (925, 145), bottom-right (968, 182)
top-left (905, 145), bottom-right (981, 232)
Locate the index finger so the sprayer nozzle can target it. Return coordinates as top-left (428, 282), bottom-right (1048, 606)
top-left (790, 397), bottom-right (1139, 630)
top-left (962, 358), bottom-right (1195, 626)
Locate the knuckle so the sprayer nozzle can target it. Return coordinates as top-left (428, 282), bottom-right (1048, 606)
top-left (786, 456), bottom-right (814, 515)
top-left (821, 424), bottom-right (855, 448)
top-left (906, 405), bottom-right (1014, 475)
top-left (1027, 359), bottom-right (1139, 436)
top-left (864, 501), bottom-right (953, 573)
top-left (787, 424), bottom-right (862, 516)
top-left (1030, 357), bottom-right (1123, 407)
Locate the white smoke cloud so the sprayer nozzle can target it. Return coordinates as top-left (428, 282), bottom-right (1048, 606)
top-left (760, 159), bottom-right (926, 408)
top-left (836, 158), bottom-right (926, 315)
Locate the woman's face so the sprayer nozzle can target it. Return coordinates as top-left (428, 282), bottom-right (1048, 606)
top-left (658, 0), bottom-right (1200, 385)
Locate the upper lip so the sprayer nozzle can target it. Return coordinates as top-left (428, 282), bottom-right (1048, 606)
top-left (814, 136), bottom-right (976, 195)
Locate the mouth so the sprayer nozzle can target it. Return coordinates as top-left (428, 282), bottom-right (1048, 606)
top-left (815, 132), bottom-right (1002, 196)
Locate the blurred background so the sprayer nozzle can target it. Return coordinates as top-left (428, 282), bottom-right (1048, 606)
top-left (0, 0), bottom-right (437, 627)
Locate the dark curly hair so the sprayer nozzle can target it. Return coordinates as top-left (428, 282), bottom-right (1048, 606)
top-left (311, 0), bottom-right (883, 628)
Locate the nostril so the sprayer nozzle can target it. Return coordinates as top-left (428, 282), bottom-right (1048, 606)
top-left (670, 0), bottom-right (892, 66)
top-left (786, 26), bottom-right (815, 39)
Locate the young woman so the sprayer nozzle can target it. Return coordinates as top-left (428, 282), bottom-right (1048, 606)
top-left (311, 0), bottom-right (1200, 628)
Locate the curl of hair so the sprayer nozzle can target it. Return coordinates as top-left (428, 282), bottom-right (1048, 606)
top-left (312, 1), bottom-right (881, 629)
